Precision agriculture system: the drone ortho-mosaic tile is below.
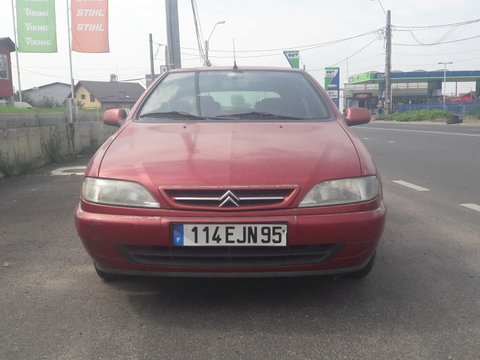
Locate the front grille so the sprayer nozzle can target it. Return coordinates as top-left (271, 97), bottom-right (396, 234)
top-left (117, 244), bottom-right (342, 268)
top-left (163, 188), bottom-right (296, 209)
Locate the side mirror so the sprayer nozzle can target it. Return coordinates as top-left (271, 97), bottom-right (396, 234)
top-left (344, 107), bottom-right (371, 126)
top-left (103, 108), bottom-right (127, 127)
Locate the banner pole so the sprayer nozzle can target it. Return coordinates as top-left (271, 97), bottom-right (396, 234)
top-left (10, 0), bottom-right (22, 103)
top-left (66, 0), bottom-right (75, 102)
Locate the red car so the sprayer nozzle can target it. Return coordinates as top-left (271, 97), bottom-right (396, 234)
top-left (75, 67), bottom-right (386, 280)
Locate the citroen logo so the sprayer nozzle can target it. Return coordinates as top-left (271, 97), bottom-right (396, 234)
top-left (218, 190), bottom-right (240, 207)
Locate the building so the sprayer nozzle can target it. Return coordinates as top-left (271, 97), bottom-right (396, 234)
top-left (23, 82), bottom-right (71, 107)
top-left (344, 70), bottom-right (480, 112)
top-left (74, 80), bottom-right (145, 109)
top-left (0, 37), bottom-right (15, 101)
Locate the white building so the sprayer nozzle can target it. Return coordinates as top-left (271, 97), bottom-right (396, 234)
top-left (23, 82), bottom-right (71, 107)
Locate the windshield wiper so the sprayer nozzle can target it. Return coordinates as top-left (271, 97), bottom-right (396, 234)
top-left (213, 111), bottom-right (305, 120)
top-left (139, 111), bottom-right (206, 120)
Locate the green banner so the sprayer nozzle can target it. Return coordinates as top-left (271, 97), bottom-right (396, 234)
top-left (348, 72), bottom-right (378, 84)
top-left (16, 0), bottom-right (57, 53)
top-left (324, 67), bottom-right (340, 89)
top-left (283, 50), bottom-right (300, 69)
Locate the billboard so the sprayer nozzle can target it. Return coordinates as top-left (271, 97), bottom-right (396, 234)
top-left (0, 54), bottom-right (8, 80)
top-left (71, 0), bottom-right (110, 53)
top-left (0, 38), bottom-right (14, 97)
top-left (325, 67), bottom-right (340, 108)
top-left (16, 0), bottom-right (57, 53)
top-left (283, 50), bottom-right (300, 69)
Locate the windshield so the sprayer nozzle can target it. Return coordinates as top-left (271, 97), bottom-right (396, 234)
top-left (137, 70), bottom-right (332, 121)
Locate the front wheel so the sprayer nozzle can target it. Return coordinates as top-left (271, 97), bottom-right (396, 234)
top-left (346, 252), bottom-right (376, 278)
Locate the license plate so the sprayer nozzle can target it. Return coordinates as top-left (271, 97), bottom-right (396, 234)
top-left (172, 224), bottom-right (287, 247)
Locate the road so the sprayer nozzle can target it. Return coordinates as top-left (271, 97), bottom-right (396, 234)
top-left (0, 122), bottom-right (479, 360)
top-left (354, 122), bottom-right (480, 206)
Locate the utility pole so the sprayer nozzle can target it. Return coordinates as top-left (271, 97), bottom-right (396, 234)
top-left (204, 39), bottom-right (210, 67)
top-left (10, 0), bottom-right (22, 103)
top-left (384, 10), bottom-right (392, 114)
top-left (165, 0), bottom-right (181, 69)
top-left (439, 61), bottom-right (453, 111)
top-left (149, 33), bottom-right (155, 79)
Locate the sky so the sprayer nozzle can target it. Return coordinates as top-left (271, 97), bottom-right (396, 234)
top-left (1, 0), bottom-right (480, 95)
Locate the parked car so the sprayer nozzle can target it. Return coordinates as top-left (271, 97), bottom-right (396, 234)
top-left (75, 67), bottom-right (386, 280)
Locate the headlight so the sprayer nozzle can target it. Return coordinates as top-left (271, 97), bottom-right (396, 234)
top-left (82, 177), bottom-right (160, 208)
top-left (299, 176), bottom-right (379, 207)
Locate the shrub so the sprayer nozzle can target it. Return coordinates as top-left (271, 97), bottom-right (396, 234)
top-left (0, 150), bottom-right (32, 177)
top-left (42, 127), bottom-right (67, 162)
top-left (382, 109), bottom-right (451, 122)
top-left (39, 96), bottom-right (56, 108)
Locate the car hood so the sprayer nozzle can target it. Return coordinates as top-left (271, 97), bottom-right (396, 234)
top-left (97, 120), bottom-right (363, 189)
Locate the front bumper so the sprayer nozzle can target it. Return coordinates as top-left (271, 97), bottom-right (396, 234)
top-left (75, 200), bottom-right (386, 276)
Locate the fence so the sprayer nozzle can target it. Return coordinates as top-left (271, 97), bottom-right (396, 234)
top-left (395, 102), bottom-right (480, 115)
top-left (0, 112), bottom-right (115, 176)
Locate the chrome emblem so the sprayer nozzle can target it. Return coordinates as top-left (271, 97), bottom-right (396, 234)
top-left (219, 190), bottom-right (240, 207)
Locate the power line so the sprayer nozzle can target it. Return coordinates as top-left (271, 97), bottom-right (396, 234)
top-left (393, 47), bottom-right (480, 57)
top-left (330, 35), bottom-right (382, 67)
top-left (309, 34), bottom-right (382, 72)
top-left (394, 34), bottom-right (480, 46)
top-left (403, 26), bottom-right (459, 46)
top-left (372, 0), bottom-right (387, 16)
top-left (394, 18), bottom-right (480, 30)
top-left (197, 17), bottom-right (480, 55)
top-left (190, 0), bottom-right (205, 63)
top-left (391, 16), bottom-right (480, 47)
top-left (180, 16), bottom-right (479, 58)
top-left (185, 28), bottom-right (383, 54)
top-left (196, 18), bottom-right (480, 55)
top-left (209, 52), bottom-right (283, 59)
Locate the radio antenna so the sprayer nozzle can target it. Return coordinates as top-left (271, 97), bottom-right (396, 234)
top-left (233, 38), bottom-right (238, 69)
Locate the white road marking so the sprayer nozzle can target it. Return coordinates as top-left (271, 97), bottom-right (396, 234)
top-left (392, 180), bottom-right (430, 192)
top-left (460, 203), bottom-right (480, 212)
top-left (359, 127), bottom-right (480, 137)
top-left (51, 166), bottom-right (86, 176)
top-left (388, 140), bottom-right (396, 143)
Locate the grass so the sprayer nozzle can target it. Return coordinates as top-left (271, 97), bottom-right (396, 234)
top-left (375, 109), bottom-right (452, 122)
top-left (42, 127), bottom-right (69, 162)
top-left (0, 127), bottom-right (73, 177)
top-left (0, 106), bottom-right (103, 114)
top-left (0, 150), bottom-right (33, 177)
top-left (0, 106), bottom-right (67, 114)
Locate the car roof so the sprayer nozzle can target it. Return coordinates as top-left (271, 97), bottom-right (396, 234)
top-left (168, 66), bottom-right (305, 74)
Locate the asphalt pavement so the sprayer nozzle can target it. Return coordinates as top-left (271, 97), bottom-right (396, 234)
top-left (0, 122), bottom-right (479, 360)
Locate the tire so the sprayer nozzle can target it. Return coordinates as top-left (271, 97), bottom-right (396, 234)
top-left (346, 252), bottom-right (376, 278)
top-left (94, 263), bottom-right (123, 282)
top-left (446, 115), bottom-right (462, 124)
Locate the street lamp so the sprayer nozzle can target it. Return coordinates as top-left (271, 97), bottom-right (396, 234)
top-left (205, 21), bottom-right (225, 67)
top-left (155, 43), bottom-right (169, 71)
top-left (438, 61), bottom-right (453, 111)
